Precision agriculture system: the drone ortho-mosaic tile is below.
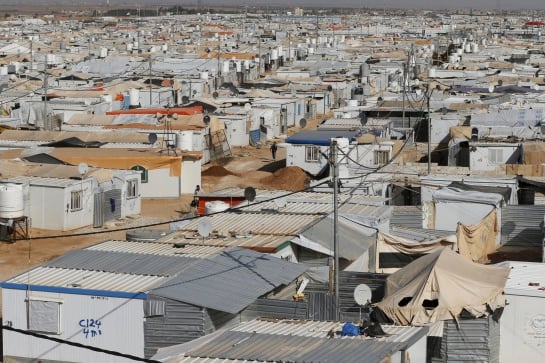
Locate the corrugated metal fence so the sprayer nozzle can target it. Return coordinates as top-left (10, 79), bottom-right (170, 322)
top-left (501, 205), bottom-right (545, 247)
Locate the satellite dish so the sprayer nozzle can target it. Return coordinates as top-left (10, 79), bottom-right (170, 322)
top-left (197, 217), bottom-right (213, 238)
top-left (203, 115), bottom-right (211, 125)
top-left (156, 112), bottom-right (164, 121)
top-left (274, 197), bottom-right (287, 209)
top-left (244, 103), bottom-right (252, 111)
top-left (148, 133), bottom-right (158, 144)
top-left (354, 284), bottom-right (372, 306)
top-left (327, 85), bottom-right (333, 92)
top-left (440, 107), bottom-right (448, 115)
top-left (171, 113), bottom-right (179, 120)
top-left (212, 91), bottom-right (219, 99)
top-left (497, 79), bottom-right (503, 86)
top-left (181, 95), bottom-right (189, 104)
top-left (78, 162), bottom-right (88, 177)
top-left (299, 118), bottom-right (307, 128)
top-left (244, 186), bottom-right (256, 202)
top-left (488, 85), bottom-right (494, 93)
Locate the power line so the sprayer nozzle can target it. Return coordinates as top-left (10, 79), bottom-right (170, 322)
top-left (20, 179), bottom-right (332, 241)
top-left (2, 325), bottom-right (161, 363)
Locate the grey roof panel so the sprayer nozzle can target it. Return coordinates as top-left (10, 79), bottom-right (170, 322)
top-left (44, 249), bottom-right (198, 277)
top-left (151, 247), bottom-right (307, 314)
top-left (186, 331), bottom-right (405, 363)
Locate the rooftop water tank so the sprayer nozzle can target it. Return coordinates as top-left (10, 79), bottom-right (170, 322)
top-left (0, 183), bottom-right (24, 219)
top-left (176, 131), bottom-right (193, 151)
top-left (200, 71), bottom-right (209, 80)
top-left (129, 88), bottom-right (140, 107)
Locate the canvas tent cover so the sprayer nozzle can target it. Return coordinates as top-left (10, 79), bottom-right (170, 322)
top-left (376, 247), bottom-right (509, 325)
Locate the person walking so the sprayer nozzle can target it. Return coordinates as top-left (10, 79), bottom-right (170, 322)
top-left (270, 142), bottom-right (278, 160)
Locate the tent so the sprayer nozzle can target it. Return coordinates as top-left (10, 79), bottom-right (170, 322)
top-left (375, 247), bottom-right (509, 325)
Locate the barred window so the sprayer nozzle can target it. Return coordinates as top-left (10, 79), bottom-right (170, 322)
top-left (70, 190), bottom-right (83, 211)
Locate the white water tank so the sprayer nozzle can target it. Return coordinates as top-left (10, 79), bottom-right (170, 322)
top-left (205, 200), bottom-right (230, 215)
top-left (200, 71), bottom-right (209, 80)
top-left (464, 44), bottom-right (472, 53)
top-left (244, 60), bottom-right (250, 70)
top-left (222, 60), bottom-right (230, 74)
top-left (0, 66), bottom-right (7, 76)
top-left (472, 43), bottom-right (479, 53)
top-left (271, 49), bottom-right (278, 60)
top-left (235, 61), bottom-right (242, 72)
top-left (176, 131), bottom-right (193, 151)
top-left (0, 183), bottom-right (24, 218)
top-left (448, 54), bottom-right (458, 64)
top-left (162, 44), bottom-right (168, 52)
top-left (126, 43), bottom-right (133, 51)
top-left (46, 53), bottom-right (55, 65)
top-left (428, 67), bottom-right (437, 78)
top-left (99, 47), bottom-right (107, 58)
top-left (129, 88), bottom-right (140, 107)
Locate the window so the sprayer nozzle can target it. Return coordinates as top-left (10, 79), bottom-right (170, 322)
top-left (305, 146), bottom-right (320, 162)
top-left (131, 165), bottom-right (148, 183)
top-left (70, 190), bottom-right (83, 211)
top-left (27, 299), bottom-right (62, 334)
top-left (127, 179), bottom-right (138, 199)
top-left (488, 149), bottom-right (504, 163)
top-left (374, 150), bottom-right (390, 165)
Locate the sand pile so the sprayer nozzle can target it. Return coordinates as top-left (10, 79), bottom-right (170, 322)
top-left (202, 165), bottom-right (237, 177)
top-left (260, 166), bottom-right (309, 191)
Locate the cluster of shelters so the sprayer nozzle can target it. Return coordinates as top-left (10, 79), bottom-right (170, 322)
top-left (2, 5), bottom-right (545, 363)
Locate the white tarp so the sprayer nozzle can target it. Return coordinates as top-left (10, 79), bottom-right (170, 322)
top-left (376, 232), bottom-right (457, 274)
top-left (376, 247), bottom-right (509, 325)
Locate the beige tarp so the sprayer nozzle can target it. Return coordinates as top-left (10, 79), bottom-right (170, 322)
top-left (456, 209), bottom-right (498, 263)
top-left (449, 126), bottom-right (472, 140)
top-left (376, 232), bottom-right (457, 274)
top-left (375, 247), bottom-right (509, 325)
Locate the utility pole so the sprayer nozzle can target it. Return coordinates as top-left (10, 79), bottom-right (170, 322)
top-left (330, 139), bottom-right (340, 320)
top-left (43, 66), bottom-right (49, 130)
top-left (149, 57), bottom-right (152, 106)
top-left (258, 37), bottom-right (261, 77)
top-left (216, 42), bottom-right (221, 90)
top-left (426, 85), bottom-right (433, 175)
top-left (30, 39), bottom-right (33, 73)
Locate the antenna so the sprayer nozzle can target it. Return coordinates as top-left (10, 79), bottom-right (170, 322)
top-left (244, 186), bottom-right (256, 203)
top-left (197, 217), bottom-right (213, 239)
top-left (274, 197), bottom-right (287, 209)
top-left (148, 133), bottom-right (158, 144)
top-left (354, 284), bottom-right (372, 306)
top-left (78, 162), bottom-right (89, 178)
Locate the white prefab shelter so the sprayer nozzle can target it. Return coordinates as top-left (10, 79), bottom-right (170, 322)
top-left (6, 176), bottom-right (94, 231)
top-left (498, 261), bottom-right (545, 363)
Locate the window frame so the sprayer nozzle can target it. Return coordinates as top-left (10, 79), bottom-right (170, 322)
top-left (27, 297), bottom-right (63, 335)
top-left (126, 178), bottom-right (138, 199)
top-left (305, 146), bottom-right (321, 162)
top-left (374, 150), bottom-right (390, 165)
top-left (70, 190), bottom-right (83, 211)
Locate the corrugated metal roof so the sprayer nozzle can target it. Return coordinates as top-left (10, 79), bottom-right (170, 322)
top-left (5, 266), bottom-right (165, 293)
top-left (390, 225), bottom-right (455, 242)
top-left (180, 212), bottom-right (322, 236)
top-left (230, 319), bottom-right (426, 343)
top-left (185, 330), bottom-right (405, 363)
top-left (87, 239), bottom-right (227, 258)
top-left (300, 215), bottom-right (375, 260)
top-left (0, 130), bottom-right (150, 144)
top-left (7, 175), bottom-right (83, 188)
top-left (390, 206), bottom-right (423, 228)
top-left (150, 247), bottom-right (307, 314)
top-left (155, 232), bottom-right (291, 251)
top-left (44, 249), bottom-right (198, 277)
top-left (501, 205), bottom-right (545, 247)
